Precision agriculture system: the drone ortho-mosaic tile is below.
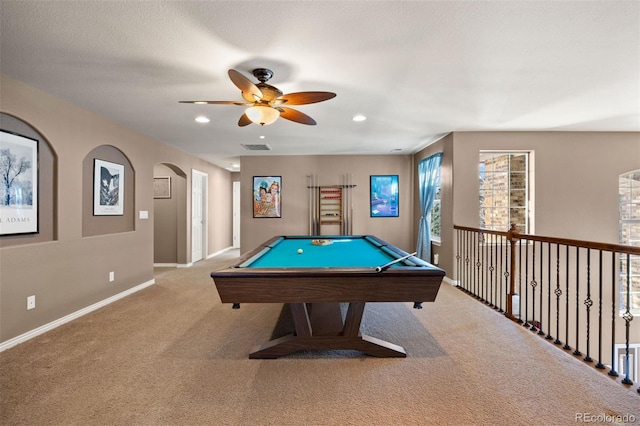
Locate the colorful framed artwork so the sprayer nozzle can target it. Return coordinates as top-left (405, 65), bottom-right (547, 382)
top-left (94, 159), bottom-right (124, 215)
top-left (0, 129), bottom-right (39, 235)
top-left (253, 176), bottom-right (281, 218)
top-left (153, 176), bottom-right (171, 199)
top-left (370, 175), bottom-right (399, 217)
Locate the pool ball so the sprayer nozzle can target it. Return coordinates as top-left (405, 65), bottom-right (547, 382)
top-left (297, 248), bottom-right (303, 254)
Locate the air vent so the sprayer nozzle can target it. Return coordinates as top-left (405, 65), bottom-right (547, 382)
top-left (242, 144), bottom-right (272, 151)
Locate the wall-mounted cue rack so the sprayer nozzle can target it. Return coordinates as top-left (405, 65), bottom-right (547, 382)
top-left (307, 174), bottom-right (356, 236)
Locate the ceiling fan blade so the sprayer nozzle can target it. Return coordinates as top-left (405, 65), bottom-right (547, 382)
top-left (238, 113), bottom-right (252, 127)
top-left (278, 107), bottom-right (317, 125)
top-left (179, 100), bottom-right (247, 105)
top-left (228, 69), bottom-right (263, 102)
top-left (277, 91), bottom-right (336, 105)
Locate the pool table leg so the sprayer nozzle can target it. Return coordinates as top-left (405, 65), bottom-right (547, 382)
top-left (247, 301), bottom-right (407, 359)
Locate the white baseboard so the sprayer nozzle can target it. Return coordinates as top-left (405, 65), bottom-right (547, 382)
top-left (206, 246), bottom-right (236, 259)
top-left (156, 247), bottom-right (236, 269)
top-left (0, 279), bottom-right (155, 352)
top-left (444, 276), bottom-right (458, 286)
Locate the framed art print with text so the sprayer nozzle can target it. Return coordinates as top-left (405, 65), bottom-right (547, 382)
top-left (0, 129), bottom-right (39, 235)
top-left (94, 159), bottom-right (124, 215)
top-left (370, 175), bottom-right (399, 217)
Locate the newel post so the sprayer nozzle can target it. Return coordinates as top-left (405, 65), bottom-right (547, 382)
top-left (505, 223), bottom-right (519, 321)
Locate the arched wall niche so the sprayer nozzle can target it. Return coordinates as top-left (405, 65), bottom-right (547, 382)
top-left (82, 145), bottom-right (135, 237)
top-left (0, 113), bottom-right (57, 247)
top-left (153, 162), bottom-right (188, 265)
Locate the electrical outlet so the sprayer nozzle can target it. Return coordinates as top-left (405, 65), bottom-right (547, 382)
top-left (27, 295), bottom-right (36, 310)
top-left (109, 271), bottom-right (115, 282)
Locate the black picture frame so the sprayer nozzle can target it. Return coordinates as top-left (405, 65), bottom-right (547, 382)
top-left (93, 159), bottom-right (125, 216)
top-left (0, 129), bottom-right (39, 235)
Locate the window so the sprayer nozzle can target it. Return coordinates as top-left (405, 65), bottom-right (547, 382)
top-left (619, 170), bottom-right (640, 314)
top-left (479, 152), bottom-right (530, 233)
top-left (430, 169), bottom-right (441, 240)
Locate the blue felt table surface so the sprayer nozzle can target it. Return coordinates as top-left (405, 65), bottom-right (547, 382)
top-left (245, 237), bottom-right (400, 269)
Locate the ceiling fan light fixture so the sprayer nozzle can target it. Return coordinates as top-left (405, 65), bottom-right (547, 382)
top-left (246, 106), bottom-right (280, 125)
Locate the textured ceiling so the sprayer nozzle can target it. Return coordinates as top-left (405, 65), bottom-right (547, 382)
top-left (1, 1), bottom-right (638, 171)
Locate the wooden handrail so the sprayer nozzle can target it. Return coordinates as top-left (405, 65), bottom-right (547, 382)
top-left (454, 224), bottom-right (640, 256)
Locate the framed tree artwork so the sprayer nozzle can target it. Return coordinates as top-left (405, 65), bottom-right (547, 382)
top-left (94, 159), bottom-right (124, 215)
top-left (0, 129), bottom-right (39, 235)
top-left (370, 175), bottom-right (399, 217)
top-left (253, 176), bottom-right (281, 218)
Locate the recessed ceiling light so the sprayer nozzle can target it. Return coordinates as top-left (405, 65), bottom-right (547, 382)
top-left (391, 148), bottom-right (403, 152)
top-left (352, 114), bottom-right (367, 122)
top-left (195, 116), bottom-right (210, 123)
top-left (259, 135), bottom-right (266, 139)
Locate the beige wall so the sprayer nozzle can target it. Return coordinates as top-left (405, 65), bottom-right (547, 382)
top-left (439, 131), bottom-right (639, 281)
top-left (0, 75), bottom-right (232, 343)
top-left (240, 155), bottom-right (416, 253)
top-left (452, 132), bottom-right (640, 242)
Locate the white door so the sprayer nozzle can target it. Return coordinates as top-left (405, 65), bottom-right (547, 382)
top-left (233, 181), bottom-right (240, 248)
top-left (191, 170), bottom-right (207, 263)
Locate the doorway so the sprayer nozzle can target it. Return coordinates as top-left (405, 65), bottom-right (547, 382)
top-left (233, 181), bottom-right (240, 248)
top-left (191, 169), bottom-right (208, 263)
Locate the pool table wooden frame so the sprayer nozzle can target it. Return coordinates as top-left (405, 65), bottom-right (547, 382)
top-left (211, 235), bottom-right (445, 359)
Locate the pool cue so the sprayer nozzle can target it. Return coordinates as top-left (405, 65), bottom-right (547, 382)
top-left (375, 252), bottom-right (418, 273)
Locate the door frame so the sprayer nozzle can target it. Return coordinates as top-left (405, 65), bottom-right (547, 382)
top-left (191, 169), bottom-right (208, 263)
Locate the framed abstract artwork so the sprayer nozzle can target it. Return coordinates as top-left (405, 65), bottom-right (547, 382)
top-left (94, 159), bottom-right (124, 215)
top-left (370, 175), bottom-right (399, 217)
top-left (0, 129), bottom-right (39, 235)
top-left (253, 176), bottom-right (281, 218)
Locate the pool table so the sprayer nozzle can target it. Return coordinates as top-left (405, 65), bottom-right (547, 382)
top-left (211, 235), bottom-right (445, 359)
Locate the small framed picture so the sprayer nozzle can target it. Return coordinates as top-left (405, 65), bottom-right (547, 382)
top-left (94, 159), bottom-right (124, 215)
top-left (370, 175), bottom-right (399, 217)
top-left (253, 176), bottom-right (281, 218)
top-left (0, 129), bottom-right (39, 235)
top-left (153, 176), bottom-right (171, 199)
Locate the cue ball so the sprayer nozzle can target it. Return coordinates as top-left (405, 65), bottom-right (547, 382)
top-left (297, 248), bottom-right (303, 254)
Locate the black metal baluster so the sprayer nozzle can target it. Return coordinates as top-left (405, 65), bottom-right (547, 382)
top-left (595, 250), bottom-right (605, 369)
top-left (478, 231), bottom-right (482, 299)
top-left (538, 242), bottom-right (545, 336)
top-left (554, 243), bottom-right (562, 346)
top-left (488, 233), bottom-right (495, 308)
top-left (517, 238), bottom-right (524, 324)
top-left (563, 245), bottom-right (572, 351)
top-left (500, 233), bottom-right (507, 313)
top-left (584, 249), bottom-right (593, 362)
top-left (530, 241), bottom-right (538, 332)
top-left (473, 232), bottom-right (479, 298)
top-left (524, 238), bottom-right (530, 328)
top-left (608, 251), bottom-right (619, 378)
top-left (456, 230), bottom-right (461, 289)
top-left (465, 230), bottom-right (471, 293)
top-left (622, 253), bottom-right (634, 385)
top-left (573, 248), bottom-right (582, 357)
top-left (545, 242), bottom-right (552, 339)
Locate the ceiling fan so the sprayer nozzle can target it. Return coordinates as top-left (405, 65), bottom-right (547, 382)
top-left (180, 68), bottom-right (336, 126)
